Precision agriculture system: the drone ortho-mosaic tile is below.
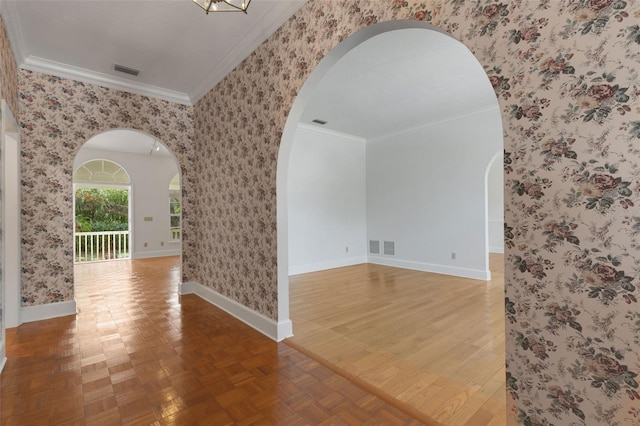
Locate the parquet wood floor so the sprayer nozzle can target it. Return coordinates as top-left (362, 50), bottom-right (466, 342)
top-left (288, 255), bottom-right (506, 426)
top-left (1, 257), bottom-right (423, 425)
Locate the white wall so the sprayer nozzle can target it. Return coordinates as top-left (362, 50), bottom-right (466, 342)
top-left (74, 148), bottom-right (181, 259)
top-left (487, 154), bottom-right (504, 253)
top-left (366, 109), bottom-right (503, 280)
top-left (288, 125), bottom-right (367, 275)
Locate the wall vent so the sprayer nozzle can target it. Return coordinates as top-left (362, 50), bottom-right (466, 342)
top-left (311, 119), bottom-right (327, 125)
top-left (383, 241), bottom-right (395, 256)
top-left (369, 240), bottom-right (380, 254)
top-left (114, 64), bottom-right (140, 76)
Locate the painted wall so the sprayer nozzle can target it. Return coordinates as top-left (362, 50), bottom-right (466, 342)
top-left (487, 153), bottom-right (504, 253)
top-left (74, 147), bottom-right (181, 259)
top-left (18, 70), bottom-right (195, 307)
top-left (0, 14), bottom-right (18, 365)
top-left (288, 125), bottom-right (367, 275)
top-left (195, 0), bottom-right (640, 423)
top-left (366, 109), bottom-right (502, 280)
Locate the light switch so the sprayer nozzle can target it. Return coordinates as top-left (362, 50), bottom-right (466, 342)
top-left (144, 217), bottom-right (153, 221)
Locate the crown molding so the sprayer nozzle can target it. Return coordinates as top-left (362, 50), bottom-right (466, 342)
top-left (296, 122), bottom-right (367, 143)
top-left (190, 0), bottom-right (306, 104)
top-left (1, 1), bottom-right (27, 65)
top-left (22, 56), bottom-right (192, 106)
top-left (367, 105), bottom-right (501, 144)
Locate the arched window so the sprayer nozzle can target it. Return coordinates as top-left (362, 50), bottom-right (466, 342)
top-left (169, 174), bottom-right (181, 240)
top-left (74, 159), bottom-right (130, 184)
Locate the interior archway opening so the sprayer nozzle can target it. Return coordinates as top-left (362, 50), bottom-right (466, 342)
top-left (72, 129), bottom-right (183, 289)
top-left (278, 21), bottom-right (505, 423)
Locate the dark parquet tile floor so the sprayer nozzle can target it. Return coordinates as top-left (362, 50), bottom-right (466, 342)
top-left (0, 257), bottom-right (422, 425)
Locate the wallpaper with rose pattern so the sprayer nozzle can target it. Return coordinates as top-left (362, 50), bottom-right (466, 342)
top-left (194, 0), bottom-right (640, 423)
top-left (18, 70), bottom-right (196, 306)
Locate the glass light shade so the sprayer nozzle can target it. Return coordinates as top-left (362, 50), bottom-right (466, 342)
top-left (192, 0), bottom-right (251, 13)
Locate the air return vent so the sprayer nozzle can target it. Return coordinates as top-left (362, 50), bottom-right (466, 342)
top-left (369, 240), bottom-right (380, 254)
top-left (383, 241), bottom-right (395, 256)
top-left (114, 64), bottom-right (140, 76)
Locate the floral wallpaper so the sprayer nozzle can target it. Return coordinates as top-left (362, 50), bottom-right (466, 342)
top-left (18, 70), bottom-right (196, 306)
top-left (0, 16), bottom-right (18, 115)
top-left (194, 0), bottom-right (640, 424)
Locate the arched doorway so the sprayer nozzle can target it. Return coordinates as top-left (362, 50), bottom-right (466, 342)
top-left (73, 129), bottom-right (183, 280)
top-left (277, 21), bottom-right (503, 336)
top-left (277, 21), bottom-right (504, 422)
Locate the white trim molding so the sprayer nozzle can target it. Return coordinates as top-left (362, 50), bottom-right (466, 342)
top-left (179, 282), bottom-right (293, 342)
top-left (21, 56), bottom-right (192, 106)
top-left (21, 300), bottom-right (77, 324)
top-left (295, 123), bottom-right (367, 144)
top-left (133, 249), bottom-right (182, 260)
top-left (368, 256), bottom-right (491, 281)
top-left (489, 246), bottom-right (505, 254)
top-left (289, 256), bottom-right (367, 276)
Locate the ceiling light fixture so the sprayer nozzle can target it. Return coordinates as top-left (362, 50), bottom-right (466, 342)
top-left (192, 0), bottom-right (251, 14)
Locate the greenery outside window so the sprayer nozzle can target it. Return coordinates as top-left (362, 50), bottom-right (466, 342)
top-left (170, 174), bottom-right (181, 241)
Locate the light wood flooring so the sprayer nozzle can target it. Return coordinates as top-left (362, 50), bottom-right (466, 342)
top-left (288, 255), bottom-right (506, 426)
top-left (1, 257), bottom-right (423, 425)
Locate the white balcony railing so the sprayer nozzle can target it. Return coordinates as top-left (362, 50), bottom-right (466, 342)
top-left (74, 231), bottom-right (130, 263)
top-left (170, 227), bottom-right (180, 240)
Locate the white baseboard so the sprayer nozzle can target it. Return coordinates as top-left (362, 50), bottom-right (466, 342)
top-left (0, 355), bottom-right (6, 374)
top-left (179, 282), bottom-right (293, 342)
top-left (367, 256), bottom-right (491, 281)
top-left (21, 300), bottom-right (77, 323)
top-left (132, 249), bottom-right (181, 259)
top-left (489, 246), bottom-right (504, 254)
top-left (289, 256), bottom-right (367, 276)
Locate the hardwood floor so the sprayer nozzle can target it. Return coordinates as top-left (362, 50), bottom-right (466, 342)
top-left (1, 257), bottom-right (423, 425)
top-left (288, 255), bottom-right (506, 426)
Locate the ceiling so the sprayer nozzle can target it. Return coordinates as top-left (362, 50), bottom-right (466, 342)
top-left (0, 0), bottom-right (307, 105)
top-left (2, 2), bottom-right (498, 141)
top-left (300, 28), bottom-right (499, 140)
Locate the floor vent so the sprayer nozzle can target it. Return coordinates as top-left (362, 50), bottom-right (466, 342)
top-left (369, 240), bottom-right (380, 254)
top-left (383, 241), bottom-right (395, 256)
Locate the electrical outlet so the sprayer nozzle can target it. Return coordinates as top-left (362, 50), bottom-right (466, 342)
top-left (345, 246), bottom-right (349, 253)
top-left (451, 252), bottom-right (456, 260)
top-left (144, 242), bottom-right (148, 247)
top-left (161, 241), bottom-right (164, 246)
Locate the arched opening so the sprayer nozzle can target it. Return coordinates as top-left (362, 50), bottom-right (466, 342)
top-left (486, 151), bottom-right (505, 256)
top-left (278, 21), bottom-right (504, 422)
top-left (73, 129), bottom-right (183, 285)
